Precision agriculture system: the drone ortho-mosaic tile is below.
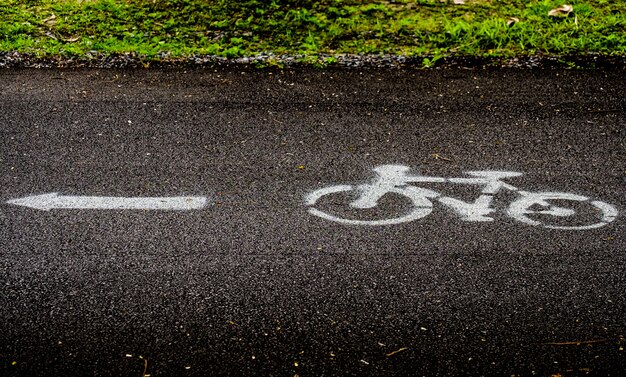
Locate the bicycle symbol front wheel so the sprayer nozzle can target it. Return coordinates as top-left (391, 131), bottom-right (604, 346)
top-left (508, 191), bottom-right (618, 230)
top-left (305, 185), bottom-right (435, 226)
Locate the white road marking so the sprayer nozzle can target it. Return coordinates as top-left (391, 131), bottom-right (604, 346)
top-left (306, 164), bottom-right (618, 229)
top-left (6, 193), bottom-right (208, 211)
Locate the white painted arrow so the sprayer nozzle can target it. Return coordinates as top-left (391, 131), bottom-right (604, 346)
top-left (7, 193), bottom-right (208, 211)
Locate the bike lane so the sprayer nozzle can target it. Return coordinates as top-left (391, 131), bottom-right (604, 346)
top-left (0, 68), bottom-right (624, 376)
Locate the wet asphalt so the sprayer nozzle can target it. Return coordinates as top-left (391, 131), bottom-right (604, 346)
top-left (0, 68), bottom-right (625, 376)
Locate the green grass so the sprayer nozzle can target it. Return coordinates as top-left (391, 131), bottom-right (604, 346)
top-left (0, 0), bottom-right (624, 65)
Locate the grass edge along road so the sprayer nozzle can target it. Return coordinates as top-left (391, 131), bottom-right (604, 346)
top-left (0, 0), bottom-right (625, 68)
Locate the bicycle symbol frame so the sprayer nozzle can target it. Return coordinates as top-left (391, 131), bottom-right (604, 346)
top-left (305, 165), bottom-right (618, 230)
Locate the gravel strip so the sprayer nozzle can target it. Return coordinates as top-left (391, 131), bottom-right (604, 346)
top-left (0, 51), bottom-right (624, 69)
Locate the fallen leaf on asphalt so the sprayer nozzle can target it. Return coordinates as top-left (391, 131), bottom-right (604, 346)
top-left (141, 358), bottom-right (148, 377)
top-left (543, 339), bottom-right (607, 345)
top-left (507, 17), bottom-right (520, 26)
top-left (548, 4), bottom-right (573, 17)
top-left (431, 153), bottom-right (453, 162)
top-left (386, 347), bottom-right (409, 357)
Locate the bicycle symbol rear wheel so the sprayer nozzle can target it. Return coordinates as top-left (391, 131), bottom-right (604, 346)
top-left (305, 185), bottom-right (436, 226)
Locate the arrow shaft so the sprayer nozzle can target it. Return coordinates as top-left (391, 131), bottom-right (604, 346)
top-left (51, 195), bottom-right (207, 210)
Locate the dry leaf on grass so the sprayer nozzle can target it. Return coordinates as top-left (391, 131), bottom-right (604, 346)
top-left (42, 14), bottom-right (57, 26)
top-left (507, 17), bottom-right (520, 26)
top-left (548, 4), bottom-right (573, 17)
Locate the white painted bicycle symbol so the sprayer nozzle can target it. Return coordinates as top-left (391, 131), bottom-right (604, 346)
top-left (305, 165), bottom-right (618, 230)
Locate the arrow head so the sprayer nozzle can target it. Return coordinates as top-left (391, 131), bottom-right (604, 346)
top-left (6, 193), bottom-right (60, 211)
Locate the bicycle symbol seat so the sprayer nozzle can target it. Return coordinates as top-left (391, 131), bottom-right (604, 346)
top-left (305, 164), bottom-right (618, 229)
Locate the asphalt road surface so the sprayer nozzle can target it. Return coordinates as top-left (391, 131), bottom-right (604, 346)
top-left (0, 68), bottom-right (624, 376)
